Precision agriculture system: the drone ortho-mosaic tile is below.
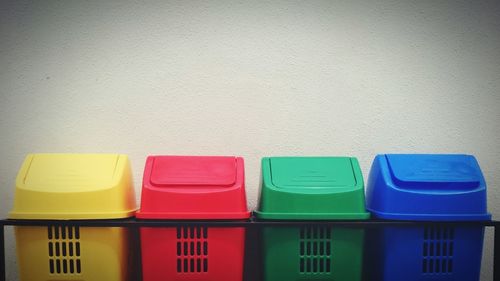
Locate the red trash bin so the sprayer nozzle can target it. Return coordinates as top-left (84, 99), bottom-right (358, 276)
top-left (137, 156), bottom-right (250, 281)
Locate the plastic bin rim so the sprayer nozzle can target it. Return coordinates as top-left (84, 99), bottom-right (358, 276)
top-left (253, 210), bottom-right (370, 220)
top-left (7, 209), bottom-right (137, 220)
top-left (367, 208), bottom-right (491, 221)
top-left (135, 211), bottom-right (251, 219)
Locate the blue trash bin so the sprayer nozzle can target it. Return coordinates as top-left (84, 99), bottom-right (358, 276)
top-left (366, 154), bottom-right (491, 281)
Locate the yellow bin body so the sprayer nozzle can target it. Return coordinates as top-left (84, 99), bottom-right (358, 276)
top-left (9, 154), bottom-right (137, 281)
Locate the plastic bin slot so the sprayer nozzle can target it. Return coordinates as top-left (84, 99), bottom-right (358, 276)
top-left (299, 226), bottom-right (332, 275)
top-left (176, 226), bottom-right (208, 273)
top-left (49, 259), bottom-right (54, 273)
top-left (47, 226), bottom-right (82, 276)
top-left (203, 258), bottom-right (208, 272)
top-left (190, 259), bottom-right (195, 272)
top-left (48, 242), bottom-right (53, 257)
top-left (422, 226), bottom-right (454, 275)
top-left (75, 242), bottom-right (80, 256)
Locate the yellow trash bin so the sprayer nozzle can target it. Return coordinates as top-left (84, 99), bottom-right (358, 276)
top-left (8, 154), bottom-right (137, 281)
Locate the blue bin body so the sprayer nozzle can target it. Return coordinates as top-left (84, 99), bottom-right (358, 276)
top-left (366, 154), bottom-right (490, 281)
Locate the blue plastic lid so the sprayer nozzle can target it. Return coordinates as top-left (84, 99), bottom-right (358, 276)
top-left (366, 154), bottom-right (491, 221)
top-left (387, 154), bottom-right (481, 191)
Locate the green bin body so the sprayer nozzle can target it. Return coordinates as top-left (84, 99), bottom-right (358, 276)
top-left (255, 157), bottom-right (369, 281)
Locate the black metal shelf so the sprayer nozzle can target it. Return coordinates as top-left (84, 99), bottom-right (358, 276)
top-left (1, 217), bottom-right (498, 281)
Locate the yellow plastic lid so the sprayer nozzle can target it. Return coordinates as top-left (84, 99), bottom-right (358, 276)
top-left (9, 154), bottom-right (137, 219)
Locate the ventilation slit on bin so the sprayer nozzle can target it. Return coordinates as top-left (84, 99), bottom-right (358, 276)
top-left (177, 259), bottom-right (182, 272)
top-left (176, 227), bottom-right (181, 239)
top-left (299, 226), bottom-right (332, 275)
top-left (422, 226), bottom-right (454, 275)
top-left (176, 226), bottom-right (208, 273)
top-left (48, 226), bottom-right (82, 275)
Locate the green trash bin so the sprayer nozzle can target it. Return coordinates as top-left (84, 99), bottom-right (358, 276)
top-left (255, 157), bottom-right (370, 281)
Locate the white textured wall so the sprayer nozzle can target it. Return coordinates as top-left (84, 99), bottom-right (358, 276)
top-left (1, 1), bottom-right (499, 280)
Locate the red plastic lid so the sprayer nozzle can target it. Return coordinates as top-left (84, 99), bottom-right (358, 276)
top-left (150, 156), bottom-right (236, 187)
top-left (137, 156), bottom-right (250, 220)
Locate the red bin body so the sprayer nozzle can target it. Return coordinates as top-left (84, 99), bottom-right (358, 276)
top-left (137, 156), bottom-right (250, 281)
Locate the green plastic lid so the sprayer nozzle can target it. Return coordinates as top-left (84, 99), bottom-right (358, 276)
top-left (255, 157), bottom-right (370, 220)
